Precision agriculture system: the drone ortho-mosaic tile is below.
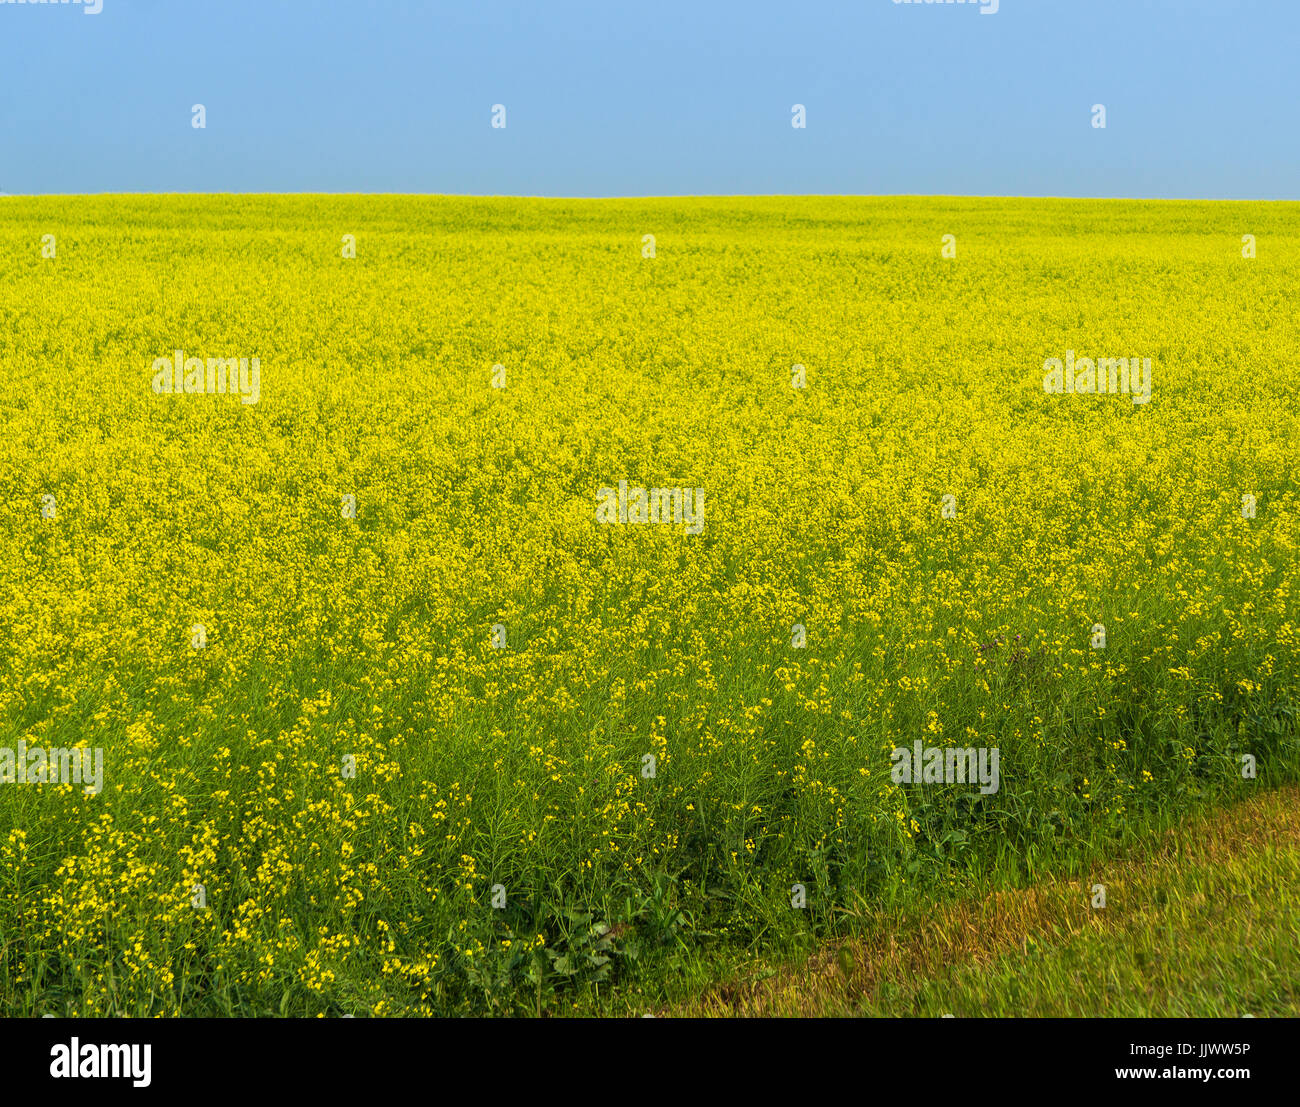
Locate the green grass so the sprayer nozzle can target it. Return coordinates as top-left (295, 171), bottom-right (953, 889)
top-left (674, 785), bottom-right (1300, 1017)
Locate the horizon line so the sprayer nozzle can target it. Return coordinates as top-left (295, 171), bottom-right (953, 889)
top-left (1, 191), bottom-right (1296, 203)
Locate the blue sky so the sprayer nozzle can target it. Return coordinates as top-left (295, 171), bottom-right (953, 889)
top-left (0, 0), bottom-right (1295, 198)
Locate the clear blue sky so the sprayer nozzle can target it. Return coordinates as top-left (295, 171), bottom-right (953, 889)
top-left (1, 0), bottom-right (1296, 198)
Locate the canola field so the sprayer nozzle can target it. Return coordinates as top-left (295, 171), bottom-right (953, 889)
top-left (1, 195), bottom-right (1298, 1016)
